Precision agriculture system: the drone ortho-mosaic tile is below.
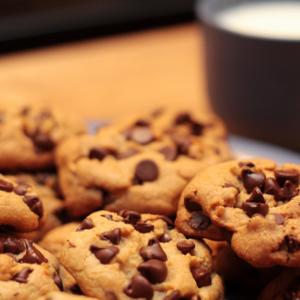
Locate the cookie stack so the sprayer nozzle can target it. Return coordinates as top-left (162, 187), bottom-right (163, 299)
top-left (0, 100), bottom-right (297, 300)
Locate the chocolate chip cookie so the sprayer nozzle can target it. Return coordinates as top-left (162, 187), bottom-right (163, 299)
top-left (56, 109), bottom-right (231, 217)
top-left (10, 173), bottom-right (64, 240)
top-left (0, 99), bottom-right (84, 171)
top-left (0, 237), bottom-right (68, 299)
top-left (176, 158), bottom-right (300, 267)
top-left (60, 210), bottom-right (224, 300)
top-left (258, 268), bottom-right (300, 300)
top-left (0, 174), bottom-right (44, 232)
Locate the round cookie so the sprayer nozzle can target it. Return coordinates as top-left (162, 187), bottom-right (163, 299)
top-left (0, 237), bottom-right (67, 299)
top-left (56, 109), bottom-right (231, 217)
top-left (258, 268), bottom-right (300, 300)
top-left (39, 223), bottom-right (79, 259)
top-left (0, 99), bottom-right (84, 171)
top-left (11, 173), bottom-right (64, 240)
top-left (176, 158), bottom-right (300, 267)
top-left (36, 293), bottom-right (97, 300)
top-left (60, 210), bottom-right (224, 300)
top-left (0, 174), bottom-right (44, 232)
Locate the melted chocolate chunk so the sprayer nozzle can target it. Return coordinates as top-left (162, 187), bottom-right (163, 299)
top-left (279, 236), bottom-right (300, 253)
top-left (2, 237), bottom-right (25, 254)
top-left (176, 240), bottom-right (195, 255)
top-left (19, 240), bottom-right (48, 264)
top-left (138, 259), bottom-right (168, 284)
top-left (159, 216), bottom-right (174, 229)
top-left (54, 271), bottom-right (64, 291)
top-left (32, 133), bottom-right (55, 152)
top-left (90, 246), bottom-right (119, 264)
top-left (242, 187), bottom-right (269, 217)
top-left (275, 169), bottom-right (300, 187)
top-left (241, 169), bottom-right (266, 193)
top-left (264, 178), bottom-right (281, 195)
top-left (123, 275), bottom-right (154, 299)
top-left (76, 219), bottom-right (94, 231)
top-left (134, 160), bottom-right (159, 184)
top-left (276, 181), bottom-right (299, 201)
top-left (184, 197), bottom-right (202, 212)
top-left (188, 211), bottom-right (211, 231)
top-left (140, 242), bottom-right (167, 261)
top-left (175, 112), bottom-right (192, 125)
top-left (134, 222), bottom-right (154, 233)
top-left (120, 210), bottom-right (141, 225)
top-left (23, 195), bottom-right (43, 218)
top-left (0, 179), bottom-right (13, 192)
top-left (70, 284), bottom-right (83, 295)
top-left (100, 228), bottom-right (121, 245)
top-left (190, 264), bottom-right (212, 288)
top-left (159, 146), bottom-right (178, 161)
top-left (12, 268), bottom-right (33, 283)
top-left (191, 122), bottom-right (204, 136)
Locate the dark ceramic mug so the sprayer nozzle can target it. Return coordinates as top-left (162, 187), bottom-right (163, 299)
top-left (198, 0), bottom-right (300, 151)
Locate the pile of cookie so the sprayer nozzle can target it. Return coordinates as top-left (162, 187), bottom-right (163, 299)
top-left (0, 99), bottom-right (298, 300)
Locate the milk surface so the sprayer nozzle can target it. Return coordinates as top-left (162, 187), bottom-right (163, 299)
top-left (215, 1), bottom-right (300, 40)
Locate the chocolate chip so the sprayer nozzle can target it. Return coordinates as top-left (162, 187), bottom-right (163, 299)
top-left (275, 169), bottom-right (300, 187)
top-left (188, 211), bottom-right (211, 231)
top-left (124, 275), bottom-right (154, 299)
top-left (89, 147), bottom-right (112, 160)
top-left (158, 233), bottom-right (172, 243)
top-left (184, 197), bottom-right (202, 212)
top-left (90, 246), bottom-right (119, 264)
top-left (171, 135), bottom-right (192, 155)
top-left (279, 236), bottom-right (300, 253)
top-left (101, 214), bottom-right (113, 220)
top-left (163, 291), bottom-right (181, 300)
top-left (117, 148), bottom-right (139, 159)
top-left (264, 178), bottom-right (281, 195)
top-left (140, 242), bottom-right (167, 261)
top-left (134, 119), bottom-right (150, 127)
top-left (242, 197), bottom-right (269, 218)
top-left (241, 169), bottom-right (266, 193)
top-left (138, 259), bottom-right (168, 284)
top-left (159, 146), bottom-right (178, 161)
top-left (135, 222), bottom-right (154, 233)
top-left (190, 264), bottom-right (212, 288)
top-left (247, 187), bottom-right (266, 203)
top-left (129, 127), bottom-right (154, 145)
top-left (177, 240), bottom-right (195, 255)
top-left (120, 210), bottom-right (141, 225)
top-left (76, 219), bottom-right (94, 231)
top-left (32, 133), bottom-right (55, 152)
top-left (12, 268), bottom-right (33, 283)
top-left (134, 160), bottom-right (159, 184)
top-left (2, 238), bottom-right (25, 254)
top-left (100, 228), bottom-right (121, 245)
top-left (0, 179), bottom-right (13, 192)
top-left (70, 284), bottom-right (83, 295)
top-left (19, 240), bottom-right (48, 264)
top-left (276, 180), bottom-right (299, 201)
top-left (175, 112), bottom-right (192, 125)
top-left (23, 195), bottom-right (43, 218)
top-left (191, 122), bottom-right (204, 136)
top-left (54, 271), bottom-right (64, 291)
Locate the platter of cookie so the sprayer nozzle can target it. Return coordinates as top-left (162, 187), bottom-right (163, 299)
top-left (0, 99), bottom-right (298, 300)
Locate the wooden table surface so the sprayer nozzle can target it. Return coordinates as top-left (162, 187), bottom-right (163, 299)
top-left (0, 23), bottom-right (210, 120)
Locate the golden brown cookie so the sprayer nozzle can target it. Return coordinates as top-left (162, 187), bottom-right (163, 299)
top-left (60, 210), bottom-right (224, 300)
top-left (176, 158), bottom-right (300, 268)
top-left (56, 109), bottom-right (231, 217)
top-left (36, 293), bottom-right (97, 300)
top-left (0, 99), bottom-right (84, 171)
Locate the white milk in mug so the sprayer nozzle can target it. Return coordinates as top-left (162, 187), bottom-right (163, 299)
top-left (215, 1), bottom-right (300, 40)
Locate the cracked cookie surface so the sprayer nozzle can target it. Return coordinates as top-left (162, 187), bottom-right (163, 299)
top-left (57, 109), bottom-right (231, 217)
top-left (176, 158), bottom-right (300, 267)
top-left (60, 210), bottom-right (224, 300)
